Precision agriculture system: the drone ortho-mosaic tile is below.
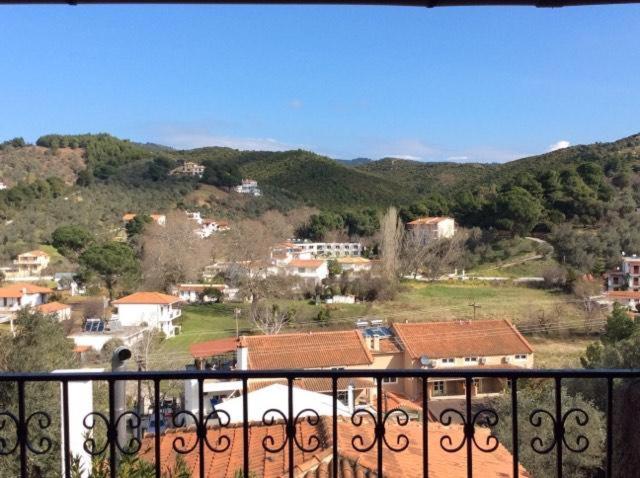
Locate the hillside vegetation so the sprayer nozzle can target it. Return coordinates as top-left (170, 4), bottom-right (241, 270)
top-left (0, 132), bottom-right (639, 271)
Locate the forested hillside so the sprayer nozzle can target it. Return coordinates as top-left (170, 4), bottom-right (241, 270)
top-left (0, 132), bottom-right (639, 271)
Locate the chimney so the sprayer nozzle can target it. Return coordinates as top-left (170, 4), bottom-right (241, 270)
top-left (372, 336), bottom-right (380, 352)
top-left (237, 338), bottom-right (248, 371)
top-left (54, 368), bottom-right (104, 478)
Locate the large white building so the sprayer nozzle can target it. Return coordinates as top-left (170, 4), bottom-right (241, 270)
top-left (291, 240), bottom-right (363, 258)
top-left (112, 292), bottom-right (183, 337)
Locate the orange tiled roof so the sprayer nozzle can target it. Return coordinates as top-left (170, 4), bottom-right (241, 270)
top-left (287, 259), bottom-right (325, 269)
top-left (376, 337), bottom-right (403, 354)
top-left (241, 330), bottom-right (373, 369)
top-left (0, 283), bottom-right (52, 298)
top-left (392, 320), bottom-right (533, 360)
top-left (406, 216), bottom-right (452, 225)
top-left (139, 416), bottom-right (529, 477)
top-left (112, 291), bottom-right (182, 305)
top-left (36, 301), bottom-right (70, 314)
top-left (122, 213), bottom-right (136, 221)
top-left (336, 257), bottom-right (371, 265)
top-left (605, 291), bottom-right (640, 299)
top-left (19, 250), bottom-right (50, 257)
top-left (190, 337), bottom-right (239, 358)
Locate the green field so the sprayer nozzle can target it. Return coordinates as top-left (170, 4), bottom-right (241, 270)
top-left (147, 281), bottom-right (596, 369)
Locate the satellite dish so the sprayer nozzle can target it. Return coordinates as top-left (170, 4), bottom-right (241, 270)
top-left (419, 356), bottom-right (431, 366)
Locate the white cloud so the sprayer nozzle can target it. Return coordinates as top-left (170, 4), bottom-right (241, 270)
top-left (548, 140), bottom-right (571, 152)
top-left (388, 154), bottom-right (422, 161)
top-left (150, 125), bottom-right (294, 151)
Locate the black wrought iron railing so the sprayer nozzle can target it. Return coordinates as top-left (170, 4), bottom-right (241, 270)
top-left (0, 368), bottom-right (637, 478)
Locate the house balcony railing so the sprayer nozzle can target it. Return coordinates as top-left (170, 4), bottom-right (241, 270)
top-left (0, 368), bottom-right (638, 478)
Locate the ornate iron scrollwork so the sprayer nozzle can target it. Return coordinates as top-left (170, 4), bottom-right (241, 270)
top-left (0, 412), bottom-right (19, 456)
top-left (529, 407), bottom-right (590, 454)
top-left (171, 409), bottom-right (231, 454)
top-left (439, 408), bottom-right (500, 453)
top-left (351, 408), bottom-right (410, 454)
top-left (25, 411), bottom-right (52, 455)
top-left (261, 407), bottom-right (322, 454)
top-left (83, 410), bottom-right (142, 456)
top-left (0, 410), bottom-right (53, 457)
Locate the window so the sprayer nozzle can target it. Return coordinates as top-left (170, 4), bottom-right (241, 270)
top-left (515, 354), bottom-right (527, 360)
top-left (298, 267), bottom-right (305, 273)
top-left (441, 358), bottom-right (454, 364)
top-left (433, 381), bottom-right (445, 396)
top-left (382, 376), bottom-right (397, 384)
top-left (464, 357), bottom-right (478, 363)
top-left (336, 391), bottom-right (349, 405)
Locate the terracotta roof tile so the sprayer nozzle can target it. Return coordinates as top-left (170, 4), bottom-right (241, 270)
top-left (288, 260), bottom-right (325, 269)
top-left (605, 291), bottom-right (640, 299)
top-left (336, 257), bottom-right (371, 265)
top-left (406, 216), bottom-right (453, 225)
top-left (392, 320), bottom-right (533, 360)
top-left (0, 283), bottom-right (52, 298)
top-left (36, 301), bottom-right (70, 314)
top-left (139, 416), bottom-right (529, 477)
top-left (20, 250), bottom-right (50, 257)
top-left (190, 337), bottom-right (239, 358)
top-left (112, 291), bottom-right (182, 305)
top-left (242, 330), bottom-right (373, 369)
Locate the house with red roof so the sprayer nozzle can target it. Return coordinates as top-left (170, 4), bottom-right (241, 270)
top-left (35, 301), bottom-right (71, 322)
top-left (112, 291), bottom-right (183, 337)
top-left (138, 415), bottom-right (529, 478)
top-left (0, 283), bottom-right (52, 311)
top-left (392, 319), bottom-right (533, 399)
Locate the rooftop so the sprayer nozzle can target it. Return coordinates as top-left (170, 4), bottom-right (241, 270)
top-left (240, 330), bottom-right (374, 370)
top-left (406, 216), bottom-right (453, 226)
top-left (139, 416), bottom-right (527, 478)
top-left (35, 301), bottom-right (70, 314)
top-left (392, 319), bottom-right (533, 360)
top-left (287, 259), bottom-right (326, 269)
top-left (112, 291), bottom-right (182, 305)
top-left (0, 283), bottom-right (53, 298)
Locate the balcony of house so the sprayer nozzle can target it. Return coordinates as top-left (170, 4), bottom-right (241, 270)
top-left (0, 367), bottom-right (637, 478)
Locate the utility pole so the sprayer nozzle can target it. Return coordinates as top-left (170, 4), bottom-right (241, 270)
top-left (468, 301), bottom-right (481, 321)
top-left (234, 308), bottom-right (241, 338)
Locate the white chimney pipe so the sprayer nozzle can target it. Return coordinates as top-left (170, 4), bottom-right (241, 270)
top-left (54, 368), bottom-right (104, 478)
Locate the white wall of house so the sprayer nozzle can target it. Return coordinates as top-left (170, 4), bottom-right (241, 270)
top-left (288, 262), bottom-right (329, 284)
top-left (115, 303), bottom-right (181, 337)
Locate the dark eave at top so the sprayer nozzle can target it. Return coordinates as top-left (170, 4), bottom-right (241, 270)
top-left (0, 0), bottom-right (638, 6)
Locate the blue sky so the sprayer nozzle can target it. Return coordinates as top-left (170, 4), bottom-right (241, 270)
top-left (1, 4), bottom-right (639, 162)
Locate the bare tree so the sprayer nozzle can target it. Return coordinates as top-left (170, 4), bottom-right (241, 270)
top-left (249, 301), bottom-right (295, 335)
top-left (379, 207), bottom-right (404, 282)
top-left (140, 211), bottom-right (214, 291)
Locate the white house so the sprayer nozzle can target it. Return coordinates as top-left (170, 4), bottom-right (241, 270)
top-left (285, 259), bottom-right (329, 284)
top-left (36, 301), bottom-right (72, 322)
top-left (170, 161), bottom-right (205, 178)
top-left (606, 254), bottom-right (640, 291)
top-left (111, 292), bottom-right (183, 337)
top-left (0, 283), bottom-right (51, 311)
top-left (337, 256), bottom-right (372, 273)
top-left (234, 179), bottom-right (262, 196)
top-left (12, 250), bottom-right (51, 277)
top-left (172, 283), bottom-right (239, 302)
top-left (406, 216), bottom-right (456, 244)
